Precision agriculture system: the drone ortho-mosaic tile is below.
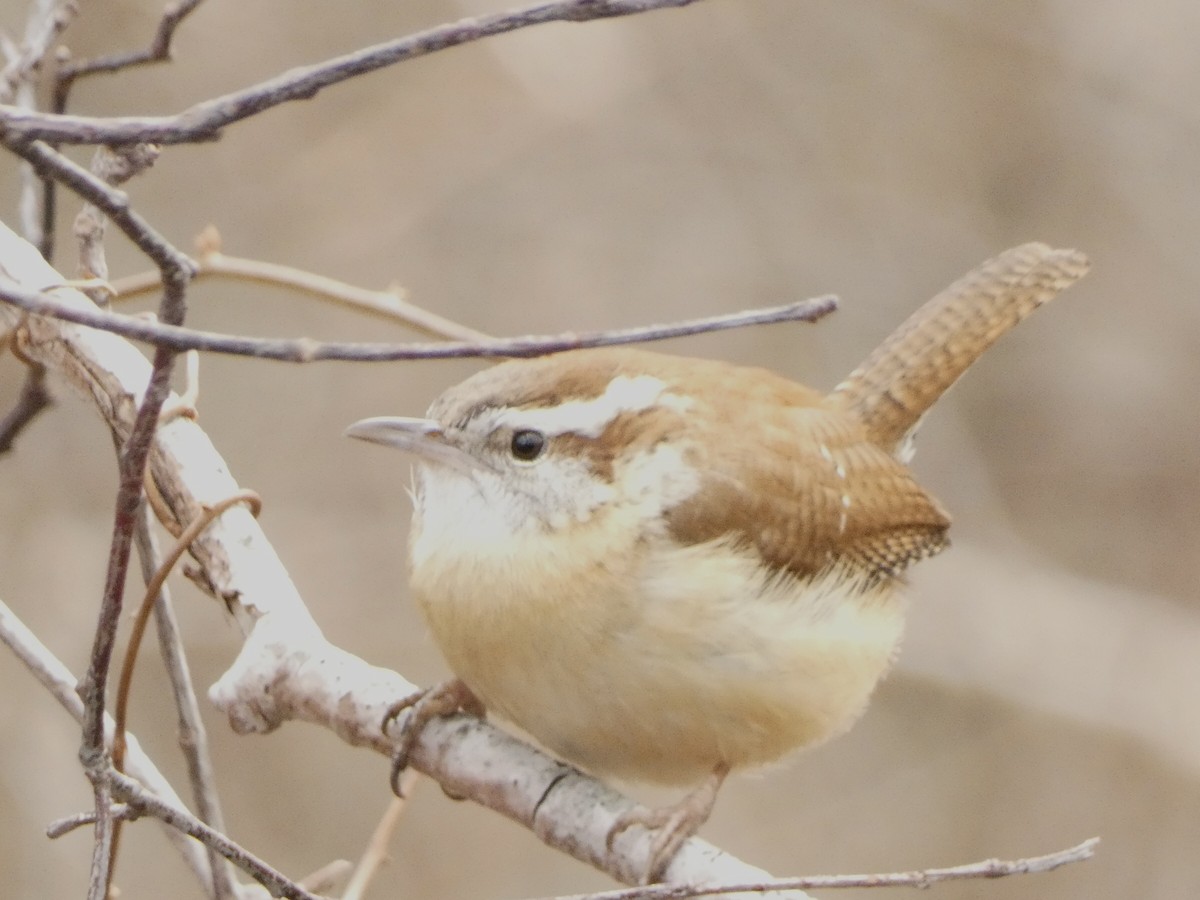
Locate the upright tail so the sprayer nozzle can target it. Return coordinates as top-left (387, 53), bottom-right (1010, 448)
top-left (827, 243), bottom-right (1090, 459)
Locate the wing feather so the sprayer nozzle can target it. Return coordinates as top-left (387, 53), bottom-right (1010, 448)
top-left (665, 398), bottom-right (950, 581)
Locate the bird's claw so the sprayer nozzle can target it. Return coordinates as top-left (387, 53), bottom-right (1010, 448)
top-left (382, 678), bottom-right (483, 797)
top-left (605, 762), bottom-right (730, 883)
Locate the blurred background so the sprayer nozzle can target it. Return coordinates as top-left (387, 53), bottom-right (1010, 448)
top-left (1, 1), bottom-right (1198, 897)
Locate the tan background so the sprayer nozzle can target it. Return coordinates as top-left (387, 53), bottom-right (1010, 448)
top-left (1, 1), bottom-right (1198, 897)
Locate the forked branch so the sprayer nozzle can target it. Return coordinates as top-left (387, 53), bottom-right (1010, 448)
top-left (0, 0), bottom-right (702, 145)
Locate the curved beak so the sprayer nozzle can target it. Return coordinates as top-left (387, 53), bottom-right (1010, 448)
top-left (344, 416), bottom-right (479, 472)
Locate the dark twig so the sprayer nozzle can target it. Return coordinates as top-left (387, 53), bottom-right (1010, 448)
top-left (52, 0), bottom-right (208, 113)
top-left (0, 282), bottom-right (839, 361)
top-left (20, 138), bottom-right (199, 899)
top-left (8, 139), bottom-right (193, 274)
top-left (539, 838), bottom-right (1101, 900)
top-left (0, 0), bottom-right (703, 146)
top-left (39, 0), bottom-right (206, 257)
top-left (0, 144), bottom-right (194, 850)
top-left (108, 770), bottom-right (322, 900)
top-left (0, 363), bottom-right (51, 453)
top-left (32, 130), bottom-right (197, 900)
top-left (133, 504), bottom-right (241, 900)
top-left (114, 490), bottom-right (262, 782)
top-left (79, 291), bottom-right (190, 898)
top-left (0, 594), bottom-right (215, 888)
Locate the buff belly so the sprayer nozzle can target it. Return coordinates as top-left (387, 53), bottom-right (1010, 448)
top-left (413, 532), bottom-right (907, 787)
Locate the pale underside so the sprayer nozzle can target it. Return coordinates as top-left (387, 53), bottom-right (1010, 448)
top-left (410, 485), bottom-right (906, 786)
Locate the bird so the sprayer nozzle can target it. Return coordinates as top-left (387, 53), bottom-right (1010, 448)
top-left (346, 243), bottom-right (1089, 882)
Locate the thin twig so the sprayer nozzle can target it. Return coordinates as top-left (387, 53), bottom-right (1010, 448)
top-left (0, 360), bottom-right (51, 453)
top-left (0, 0), bottom-right (704, 146)
top-left (47, 806), bottom-right (139, 839)
top-left (114, 489), bottom-right (262, 779)
top-left (538, 838), bottom-right (1101, 899)
top-left (134, 504), bottom-right (240, 900)
top-left (85, 779), bottom-right (116, 900)
top-left (2, 0), bottom-right (79, 255)
top-left (0, 595), bottom-right (214, 890)
top-left (298, 860), bottom-right (353, 895)
top-left (48, 132), bottom-right (196, 900)
top-left (86, 306), bottom-right (191, 898)
top-left (41, 0), bottom-right (198, 266)
top-left (73, 144), bottom-right (162, 303)
top-left (0, 281), bottom-right (839, 361)
top-left (113, 227), bottom-right (491, 341)
top-left (341, 774), bottom-right (420, 900)
top-left (52, 0), bottom-right (208, 113)
top-left (108, 770), bottom-right (322, 900)
top-left (16, 74), bottom-right (49, 256)
top-left (39, 1), bottom-right (206, 256)
top-left (0, 0), bottom-right (79, 105)
top-left (7, 139), bottom-right (193, 274)
top-left (108, 491), bottom-right (262, 893)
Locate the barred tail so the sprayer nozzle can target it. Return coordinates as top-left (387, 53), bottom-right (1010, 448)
top-left (828, 243), bottom-right (1090, 457)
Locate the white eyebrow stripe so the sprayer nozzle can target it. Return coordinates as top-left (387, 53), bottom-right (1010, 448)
top-left (493, 374), bottom-right (690, 437)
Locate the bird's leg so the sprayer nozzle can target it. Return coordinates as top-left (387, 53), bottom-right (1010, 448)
top-left (607, 761), bottom-right (731, 884)
top-left (381, 677), bottom-right (485, 796)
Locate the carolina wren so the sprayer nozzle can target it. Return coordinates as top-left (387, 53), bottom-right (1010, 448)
top-left (347, 243), bottom-right (1088, 881)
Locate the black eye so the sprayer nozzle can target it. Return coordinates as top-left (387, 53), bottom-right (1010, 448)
top-left (510, 429), bottom-right (546, 461)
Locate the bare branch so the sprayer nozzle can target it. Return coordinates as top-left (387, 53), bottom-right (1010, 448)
top-left (52, 0), bottom-right (208, 113)
top-left (341, 788), bottom-right (418, 900)
top-left (537, 838), bottom-right (1100, 899)
top-left (0, 277), bottom-right (838, 361)
top-left (0, 0), bottom-right (704, 146)
top-left (135, 506), bottom-right (240, 900)
top-left (115, 489), bottom-right (263, 778)
top-left (73, 144), bottom-right (162, 301)
top-left (75, 258), bottom-right (190, 897)
top-left (0, 360), bottom-right (51, 453)
top-left (108, 770), bottom-right (321, 900)
top-left (207, 631), bottom-right (812, 894)
top-left (298, 860), bottom-right (353, 895)
top-left (25, 135), bottom-right (196, 900)
top-left (113, 227), bottom-right (492, 341)
top-left (0, 0), bottom-right (79, 105)
top-left (0, 595), bottom-right (306, 898)
top-left (7, 139), bottom-right (193, 274)
top-left (85, 779), bottom-right (116, 900)
top-left (2, 0), bottom-right (79, 253)
top-left (111, 492), bottom-right (259, 896)
top-left (47, 805), bottom-right (140, 839)
top-left (0, 596), bottom-right (215, 887)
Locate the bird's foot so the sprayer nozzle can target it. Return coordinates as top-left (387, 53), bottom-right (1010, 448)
top-left (606, 762), bottom-right (730, 884)
top-left (382, 678), bottom-right (484, 796)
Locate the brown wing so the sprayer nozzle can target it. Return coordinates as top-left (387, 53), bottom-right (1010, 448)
top-left (664, 398), bottom-right (950, 581)
top-left (459, 347), bottom-right (952, 582)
